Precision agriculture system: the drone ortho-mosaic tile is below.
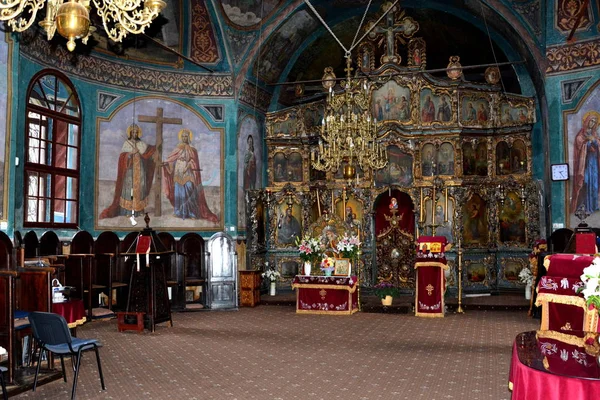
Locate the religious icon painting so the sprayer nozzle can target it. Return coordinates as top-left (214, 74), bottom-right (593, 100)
top-left (334, 259), bottom-right (351, 276)
top-left (374, 145), bottom-right (413, 187)
top-left (95, 97), bottom-right (223, 231)
top-left (372, 80), bottom-right (411, 123)
top-left (460, 96), bottom-right (490, 127)
top-left (466, 261), bottom-right (487, 285)
top-left (565, 82), bottom-right (600, 228)
top-left (462, 194), bottom-right (488, 246)
top-left (237, 115), bottom-right (262, 230)
top-left (275, 203), bottom-right (302, 248)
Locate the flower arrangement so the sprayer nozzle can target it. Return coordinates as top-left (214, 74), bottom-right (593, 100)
top-left (373, 281), bottom-right (400, 299)
top-left (320, 256), bottom-right (335, 271)
top-left (336, 233), bottom-right (361, 259)
top-left (262, 269), bottom-right (281, 282)
top-left (296, 235), bottom-right (322, 265)
top-left (518, 267), bottom-right (534, 286)
top-left (579, 257), bottom-right (600, 313)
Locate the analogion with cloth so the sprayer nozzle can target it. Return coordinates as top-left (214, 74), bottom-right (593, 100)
top-left (415, 236), bottom-right (450, 317)
top-left (535, 253), bottom-right (600, 332)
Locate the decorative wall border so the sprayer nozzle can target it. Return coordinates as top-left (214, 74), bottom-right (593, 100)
top-left (20, 35), bottom-right (233, 97)
top-left (546, 39), bottom-right (600, 74)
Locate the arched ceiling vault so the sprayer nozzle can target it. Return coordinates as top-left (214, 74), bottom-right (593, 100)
top-left (236, 0), bottom-right (546, 113)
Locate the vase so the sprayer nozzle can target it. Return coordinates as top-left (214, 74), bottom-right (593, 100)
top-left (323, 268), bottom-right (333, 277)
top-left (269, 281), bottom-right (276, 296)
top-left (381, 295), bottom-right (393, 306)
top-left (525, 285), bottom-right (532, 300)
top-left (304, 262), bottom-right (311, 276)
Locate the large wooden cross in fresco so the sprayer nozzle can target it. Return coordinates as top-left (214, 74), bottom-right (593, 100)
top-left (138, 108), bottom-right (182, 217)
top-left (367, 6), bottom-right (419, 64)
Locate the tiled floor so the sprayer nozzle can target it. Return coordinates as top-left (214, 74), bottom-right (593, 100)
top-left (10, 300), bottom-right (539, 400)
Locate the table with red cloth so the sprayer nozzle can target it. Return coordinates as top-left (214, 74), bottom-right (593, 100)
top-left (509, 330), bottom-right (600, 400)
top-left (52, 299), bottom-right (86, 329)
top-left (291, 275), bottom-right (358, 315)
top-left (535, 254), bottom-right (599, 332)
top-left (414, 236), bottom-right (449, 318)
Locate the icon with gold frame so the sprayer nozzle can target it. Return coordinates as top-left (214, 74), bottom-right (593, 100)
top-left (334, 258), bottom-right (351, 276)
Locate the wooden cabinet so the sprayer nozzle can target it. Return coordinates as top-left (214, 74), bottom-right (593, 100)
top-left (239, 270), bottom-right (261, 307)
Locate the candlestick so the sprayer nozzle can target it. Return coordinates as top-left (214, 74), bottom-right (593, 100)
top-left (316, 188), bottom-right (321, 216)
top-left (420, 187), bottom-right (424, 222)
top-left (331, 191), bottom-right (334, 215)
top-left (445, 187), bottom-right (449, 223)
top-left (431, 184), bottom-right (436, 226)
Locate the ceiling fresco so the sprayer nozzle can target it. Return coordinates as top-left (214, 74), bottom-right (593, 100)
top-left (253, 9), bottom-right (319, 83)
top-left (220, 0), bottom-right (283, 28)
top-left (277, 6), bottom-right (518, 107)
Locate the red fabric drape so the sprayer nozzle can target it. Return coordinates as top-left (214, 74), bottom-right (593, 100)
top-left (374, 190), bottom-right (414, 235)
top-left (509, 342), bottom-right (600, 400)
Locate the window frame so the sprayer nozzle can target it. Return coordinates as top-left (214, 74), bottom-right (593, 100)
top-left (23, 70), bottom-right (82, 229)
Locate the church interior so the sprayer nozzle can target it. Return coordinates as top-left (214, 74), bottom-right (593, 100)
top-left (1, 0), bottom-right (600, 398)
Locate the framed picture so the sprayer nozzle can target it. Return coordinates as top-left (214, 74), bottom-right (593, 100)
top-left (185, 290), bottom-right (194, 302)
top-left (334, 258), bottom-right (351, 276)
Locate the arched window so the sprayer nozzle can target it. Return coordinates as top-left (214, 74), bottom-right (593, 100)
top-left (24, 71), bottom-right (81, 227)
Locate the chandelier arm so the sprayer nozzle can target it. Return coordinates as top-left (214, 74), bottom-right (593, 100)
top-left (117, 8), bottom-right (161, 35)
top-left (2, 0), bottom-right (46, 32)
top-left (102, 0), bottom-right (147, 13)
top-left (92, 5), bottom-right (127, 42)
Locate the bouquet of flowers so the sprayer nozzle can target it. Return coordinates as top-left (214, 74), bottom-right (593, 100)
top-left (373, 281), bottom-right (400, 299)
top-left (336, 233), bottom-right (361, 259)
top-left (579, 257), bottom-right (600, 312)
top-left (296, 235), bottom-right (322, 265)
top-left (518, 267), bottom-right (534, 285)
top-left (262, 269), bottom-right (281, 282)
top-left (320, 256), bottom-right (335, 271)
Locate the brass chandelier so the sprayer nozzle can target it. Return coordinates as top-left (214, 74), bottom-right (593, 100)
top-left (311, 54), bottom-right (388, 181)
top-left (0, 0), bottom-right (166, 52)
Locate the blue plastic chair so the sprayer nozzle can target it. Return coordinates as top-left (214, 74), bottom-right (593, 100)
top-left (28, 312), bottom-right (105, 400)
top-left (0, 365), bottom-right (7, 400)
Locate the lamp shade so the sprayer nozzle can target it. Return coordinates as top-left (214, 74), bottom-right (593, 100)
top-left (56, 0), bottom-right (90, 52)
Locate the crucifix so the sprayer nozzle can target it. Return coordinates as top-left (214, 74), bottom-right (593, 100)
top-left (138, 108), bottom-right (183, 217)
top-left (367, 6), bottom-right (418, 64)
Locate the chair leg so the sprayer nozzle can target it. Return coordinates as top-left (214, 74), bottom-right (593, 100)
top-left (60, 355), bottom-right (67, 382)
top-left (94, 347), bottom-right (106, 390)
top-left (32, 348), bottom-right (44, 392)
top-left (1, 367), bottom-right (8, 400)
top-left (71, 350), bottom-right (83, 400)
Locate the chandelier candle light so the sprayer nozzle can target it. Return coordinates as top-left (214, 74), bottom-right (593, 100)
top-left (311, 54), bottom-right (388, 181)
top-left (1, 0), bottom-right (166, 51)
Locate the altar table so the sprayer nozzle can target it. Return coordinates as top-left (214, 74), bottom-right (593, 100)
top-left (509, 330), bottom-right (600, 400)
top-left (291, 275), bottom-right (358, 315)
top-left (52, 299), bottom-right (86, 329)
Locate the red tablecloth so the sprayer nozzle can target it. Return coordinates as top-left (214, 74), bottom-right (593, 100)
top-left (52, 299), bottom-right (86, 328)
top-left (509, 332), bottom-right (600, 400)
top-left (291, 276), bottom-right (358, 315)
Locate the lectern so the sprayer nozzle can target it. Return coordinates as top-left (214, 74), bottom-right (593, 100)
top-left (415, 236), bottom-right (449, 317)
top-left (119, 215), bottom-right (173, 332)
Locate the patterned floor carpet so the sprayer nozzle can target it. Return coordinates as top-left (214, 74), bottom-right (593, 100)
top-left (9, 299), bottom-right (539, 400)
